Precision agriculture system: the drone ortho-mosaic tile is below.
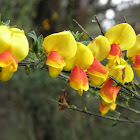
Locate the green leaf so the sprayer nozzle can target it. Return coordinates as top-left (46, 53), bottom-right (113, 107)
top-left (28, 30), bottom-right (37, 42)
top-left (4, 20), bottom-right (10, 26)
top-left (24, 65), bottom-right (30, 75)
top-left (70, 31), bottom-right (83, 41)
top-left (28, 58), bottom-right (35, 62)
top-left (38, 34), bottom-right (44, 48)
top-left (71, 105), bottom-right (77, 108)
top-left (81, 41), bottom-right (90, 46)
top-left (121, 52), bottom-right (126, 59)
top-left (37, 34), bottom-right (45, 53)
top-left (111, 82), bottom-right (117, 86)
top-left (28, 51), bottom-right (37, 59)
top-left (36, 62), bottom-right (45, 69)
top-left (10, 25), bottom-right (17, 28)
top-left (90, 91), bottom-right (99, 97)
top-left (84, 107), bottom-right (87, 112)
top-left (28, 31), bottom-right (38, 53)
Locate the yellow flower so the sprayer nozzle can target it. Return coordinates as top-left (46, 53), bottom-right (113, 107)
top-left (42, 31), bottom-right (77, 77)
top-left (0, 52), bottom-right (18, 81)
top-left (107, 59), bottom-right (134, 84)
top-left (87, 58), bottom-right (109, 86)
top-left (105, 23), bottom-right (136, 51)
top-left (127, 34), bottom-right (140, 77)
top-left (99, 78), bottom-right (121, 104)
top-left (0, 25), bottom-right (29, 61)
top-left (87, 35), bottom-right (110, 61)
top-left (65, 42), bottom-right (94, 96)
top-left (99, 78), bottom-right (121, 115)
top-left (100, 98), bottom-right (117, 115)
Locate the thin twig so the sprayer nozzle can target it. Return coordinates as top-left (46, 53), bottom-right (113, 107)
top-left (116, 102), bottom-right (140, 115)
top-left (18, 62), bottom-right (34, 66)
top-left (123, 16), bottom-right (128, 23)
top-left (51, 99), bottom-right (140, 125)
top-left (73, 19), bottom-right (93, 40)
top-left (94, 15), bottom-right (105, 36)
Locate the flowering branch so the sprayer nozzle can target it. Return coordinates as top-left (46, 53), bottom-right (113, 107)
top-left (18, 61), bottom-right (140, 125)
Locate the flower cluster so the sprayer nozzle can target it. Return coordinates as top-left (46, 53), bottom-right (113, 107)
top-left (0, 25), bottom-right (29, 81)
top-left (42, 23), bottom-right (139, 115)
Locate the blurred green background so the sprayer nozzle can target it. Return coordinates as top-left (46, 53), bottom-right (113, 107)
top-left (0, 0), bottom-right (140, 140)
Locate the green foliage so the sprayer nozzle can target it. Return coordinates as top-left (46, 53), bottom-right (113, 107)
top-left (28, 30), bottom-right (45, 54)
top-left (90, 91), bottom-right (99, 97)
top-left (70, 31), bottom-right (83, 41)
top-left (81, 41), bottom-right (90, 46)
top-left (28, 31), bottom-right (45, 66)
top-left (24, 65), bottom-right (30, 75)
top-left (28, 31), bottom-right (38, 53)
top-left (37, 34), bottom-right (44, 53)
top-left (0, 20), bottom-right (10, 26)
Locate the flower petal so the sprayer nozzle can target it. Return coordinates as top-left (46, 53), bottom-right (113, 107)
top-left (120, 59), bottom-right (134, 83)
top-left (0, 52), bottom-right (18, 71)
top-left (88, 35), bottom-right (110, 61)
top-left (42, 31), bottom-right (77, 60)
top-left (70, 66), bottom-right (89, 96)
top-left (105, 23), bottom-right (136, 50)
top-left (0, 52), bottom-right (18, 81)
top-left (65, 42), bottom-right (93, 70)
top-left (99, 78), bottom-right (121, 103)
top-left (0, 25), bottom-right (12, 54)
top-left (48, 66), bottom-right (63, 77)
top-left (107, 59), bottom-right (134, 83)
top-left (87, 59), bottom-right (108, 86)
top-left (107, 44), bottom-right (121, 59)
top-left (46, 51), bottom-right (65, 68)
top-left (88, 74), bottom-right (106, 86)
top-left (136, 70), bottom-right (140, 77)
top-left (127, 34), bottom-right (140, 58)
top-left (64, 55), bottom-right (76, 71)
top-left (0, 66), bottom-right (14, 81)
top-left (108, 65), bottom-right (126, 84)
top-left (100, 98), bottom-right (117, 115)
top-left (132, 55), bottom-right (140, 77)
top-left (87, 58), bottom-right (108, 76)
top-left (11, 28), bottom-right (29, 61)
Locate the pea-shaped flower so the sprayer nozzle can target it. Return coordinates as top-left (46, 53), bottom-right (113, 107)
top-left (0, 52), bottom-right (18, 81)
top-left (87, 58), bottom-right (109, 86)
top-left (127, 34), bottom-right (140, 77)
top-left (99, 98), bottom-right (117, 115)
top-left (88, 23), bottom-right (136, 63)
top-left (65, 42), bottom-right (94, 96)
top-left (99, 78), bottom-right (121, 104)
top-left (87, 35), bottom-right (110, 61)
top-left (0, 25), bottom-right (29, 61)
top-left (42, 31), bottom-right (77, 77)
top-left (99, 78), bottom-right (121, 115)
top-left (0, 25), bottom-right (29, 81)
